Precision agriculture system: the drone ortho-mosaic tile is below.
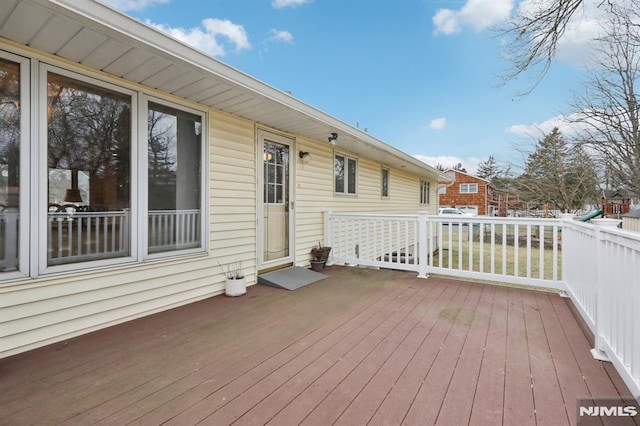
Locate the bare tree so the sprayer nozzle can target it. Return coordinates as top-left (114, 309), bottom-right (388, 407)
top-left (500, 0), bottom-right (631, 92)
top-left (570, 3), bottom-right (640, 196)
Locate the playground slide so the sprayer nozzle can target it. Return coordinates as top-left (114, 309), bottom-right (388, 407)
top-left (580, 210), bottom-right (604, 222)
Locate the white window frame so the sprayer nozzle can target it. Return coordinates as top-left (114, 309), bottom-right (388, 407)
top-left (0, 50), bottom-right (31, 280)
top-left (0, 55), bottom-right (210, 281)
top-left (420, 180), bottom-right (430, 205)
top-left (381, 167), bottom-right (389, 198)
top-left (459, 183), bottom-right (478, 194)
top-left (140, 95), bottom-right (208, 261)
top-left (438, 184), bottom-right (447, 195)
top-left (334, 152), bottom-right (357, 195)
top-left (38, 64), bottom-right (140, 274)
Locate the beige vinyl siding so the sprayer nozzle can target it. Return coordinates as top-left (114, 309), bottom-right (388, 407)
top-left (209, 110), bottom-right (257, 281)
top-left (0, 107), bottom-right (258, 359)
top-left (0, 256), bottom-right (219, 353)
top-left (294, 138), bottom-right (438, 265)
top-left (0, 38), bottom-right (441, 359)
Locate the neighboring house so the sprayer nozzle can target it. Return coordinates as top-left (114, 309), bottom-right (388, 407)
top-left (602, 189), bottom-right (632, 217)
top-left (438, 169), bottom-right (496, 216)
top-left (0, 0), bottom-right (445, 358)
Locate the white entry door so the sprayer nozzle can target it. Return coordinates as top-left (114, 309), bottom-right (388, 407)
top-left (258, 131), bottom-right (294, 269)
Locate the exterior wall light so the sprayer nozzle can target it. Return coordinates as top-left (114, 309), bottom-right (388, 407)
top-left (299, 151), bottom-right (311, 163)
top-left (328, 132), bottom-right (338, 145)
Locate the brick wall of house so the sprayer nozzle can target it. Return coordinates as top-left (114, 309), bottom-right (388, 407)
top-left (439, 170), bottom-right (490, 215)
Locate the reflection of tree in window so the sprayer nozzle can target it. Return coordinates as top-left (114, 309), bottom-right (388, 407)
top-left (147, 103), bottom-right (201, 212)
top-left (0, 58), bottom-right (21, 272)
top-left (147, 102), bottom-right (201, 254)
top-left (335, 155), bottom-right (345, 193)
top-left (0, 60), bottom-right (20, 209)
top-left (348, 158), bottom-right (356, 194)
top-left (148, 108), bottom-right (177, 209)
top-left (263, 142), bottom-right (288, 204)
top-left (47, 74), bottom-right (131, 211)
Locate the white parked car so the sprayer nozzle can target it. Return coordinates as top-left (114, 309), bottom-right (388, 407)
top-left (438, 207), bottom-right (476, 217)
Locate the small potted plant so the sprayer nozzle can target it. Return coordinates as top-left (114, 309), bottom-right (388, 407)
top-left (310, 241), bottom-right (331, 271)
top-left (220, 258), bottom-right (246, 297)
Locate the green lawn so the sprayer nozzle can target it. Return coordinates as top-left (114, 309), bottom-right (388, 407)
top-left (433, 225), bottom-right (562, 281)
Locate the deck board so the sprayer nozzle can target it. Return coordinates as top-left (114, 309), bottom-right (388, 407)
top-left (0, 266), bottom-right (636, 425)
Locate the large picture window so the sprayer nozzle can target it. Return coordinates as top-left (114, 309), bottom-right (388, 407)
top-left (147, 102), bottom-right (202, 254)
top-left (0, 58), bottom-right (21, 273)
top-left (46, 73), bottom-right (132, 266)
top-left (0, 54), bottom-right (207, 280)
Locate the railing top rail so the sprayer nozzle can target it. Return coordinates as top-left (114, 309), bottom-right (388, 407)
top-left (328, 212), bottom-right (419, 219)
top-left (599, 227), bottom-right (640, 251)
top-left (561, 219), bottom-right (595, 230)
top-left (48, 211), bottom-right (129, 217)
top-left (428, 215), bottom-right (562, 226)
top-left (149, 209), bottom-right (201, 214)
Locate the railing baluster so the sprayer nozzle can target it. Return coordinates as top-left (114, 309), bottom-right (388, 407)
top-left (491, 223), bottom-right (496, 274)
top-left (552, 225), bottom-right (558, 281)
top-left (539, 225), bottom-right (545, 279)
top-left (468, 222), bottom-right (473, 271)
top-left (502, 223), bottom-right (507, 276)
top-left (479, 223), bottom-right (484, 273)
top-left (526, 224), bottom-right (532, 278)
top-left (513, 223), bottom-right (520, 277)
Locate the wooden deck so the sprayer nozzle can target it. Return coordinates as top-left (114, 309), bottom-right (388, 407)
top-left (0, 266), bottom-right (636, 425)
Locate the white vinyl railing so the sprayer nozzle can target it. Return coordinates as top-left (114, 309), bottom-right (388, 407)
top-left (0, 209), bottom-right (19, 271)
top-left (325, 212), bottom-right (563, 289)
top-left (47, 210), bottom-right (130, 264)
top-left (324, 211), bottom-right (639, 400)
top-left (148, 209), bottom-right (201, 253)
top-left (562, 218), bottom-right (640, 401)
top-left (327, 213), bottom-right (421, 273)
top-left (46, 209), bottom-right (201, 263)
top-left (428, 215), bottom-right (562, 289)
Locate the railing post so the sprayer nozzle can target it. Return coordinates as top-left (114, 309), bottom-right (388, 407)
top-left (418, 211), bottom-right (428, 279)
top-left (591, 218), bottom-right (621, 362)
top-left (559, 213), bottom-right (575, 296)
top-left (324, 211), bottom-right (333, 265)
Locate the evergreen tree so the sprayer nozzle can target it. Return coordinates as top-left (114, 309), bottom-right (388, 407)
top-left (476, 155), bottom-right (500, 181)
top-left (517, 128), bottom-right (599, 212)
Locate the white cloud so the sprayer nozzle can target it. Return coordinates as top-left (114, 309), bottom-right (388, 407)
top-left (505, 112), bottom-right (588, 139)
top-left (429, 117), bottom-right (447, 130)
top-left (433, 0), bottom-right (513, 35)
top-left (272, 0), bottom-right (312, 9)
top-left (148, 18), bottom-right (250, 57)
top-left (413, 155), bottom-right (484, 175)
top-left (266, 29), bottom-right (294, 44)
top-left (102, 0), bottom-right (169, 12)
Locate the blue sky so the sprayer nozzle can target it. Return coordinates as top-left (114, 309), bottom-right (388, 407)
top-left (103, 0), bottom-right (602, 173)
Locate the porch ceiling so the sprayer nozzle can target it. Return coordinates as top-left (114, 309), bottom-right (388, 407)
top-left (0, 0), bottom-right (443, 181)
